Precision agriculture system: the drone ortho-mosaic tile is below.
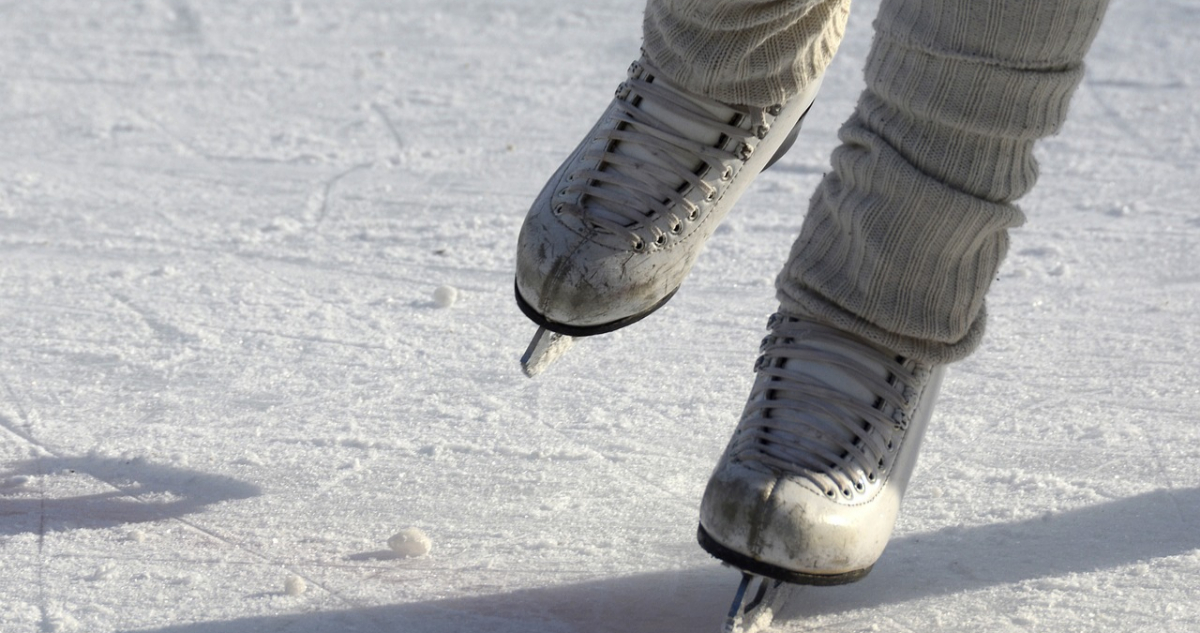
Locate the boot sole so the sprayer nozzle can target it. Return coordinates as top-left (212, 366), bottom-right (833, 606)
top-left (514, 280), bottom-right (678, 337)
top-left (697, 524), bottom-right (873, 586)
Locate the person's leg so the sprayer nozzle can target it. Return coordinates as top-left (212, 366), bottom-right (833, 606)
top-left (515, 0), bottom-right (849, 335)
top-left (643, 0), bottom-right (850, 107)
top-left (780, 0), bottom-right (1111, 364)
top-left (700, 0), bottom-right (1111, 583)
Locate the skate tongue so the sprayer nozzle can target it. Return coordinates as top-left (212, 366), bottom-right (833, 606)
top-left (585, 70), bottom-right (743, 230)
top-left (780, 340), bottom-right (883, 402)
top-left (772, 339), bottom-right (890, 444)
top-left (629, 73), bottom-right (739, 157)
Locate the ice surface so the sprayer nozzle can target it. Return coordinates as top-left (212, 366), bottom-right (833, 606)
top-left (1, 0), bottom-right (1197, 632)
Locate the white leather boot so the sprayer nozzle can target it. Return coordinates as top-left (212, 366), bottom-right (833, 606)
top-left (699, 313), bottom-right (945, 584)
top-left (516, 59), bottom-right (821, 335)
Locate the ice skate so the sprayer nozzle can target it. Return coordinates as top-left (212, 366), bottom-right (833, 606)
top-left (515, 58), bottom-right (821, 375)
top-left (700, 313), bottom-right (945, 589)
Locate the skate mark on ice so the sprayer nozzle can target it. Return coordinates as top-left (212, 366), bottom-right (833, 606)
top-left (110, 292), bottom-right (200, 347)
top-left (371, 103), bottom-right (406, 153)
top-left (309, 162), bottom-right (373, 230)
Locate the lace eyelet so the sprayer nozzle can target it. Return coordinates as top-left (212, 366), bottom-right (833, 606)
top-left (687, 209), bottom-right (699, 221)
top-left (552, 204), bottom-right (564, 216)
top-left (632, 240), bottom-right (645, 252)
top-left (720, 166), bottom-right (733, 181)
top-left (654, 234), bottom-right (666, 246)
top-left (752, 355), bottom-right (768, 372)
top-left (669, 223), bottom-right (682, 234)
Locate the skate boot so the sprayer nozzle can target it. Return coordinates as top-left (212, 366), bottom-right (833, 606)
top-left (699, 313), bottom-right (945, 585)
top-left (515, 58), bottom-right (821, 337)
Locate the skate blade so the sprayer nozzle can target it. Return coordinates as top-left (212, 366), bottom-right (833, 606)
top-left (722, 570), bottom-right (788, 633)
top-left (520, 326), bottom-right (576, 378)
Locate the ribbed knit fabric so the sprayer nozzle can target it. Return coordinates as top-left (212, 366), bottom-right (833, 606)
top-left (776, 0), bottom-right (1111, 364)
top-left (642, 0), bottom-right (851, 107)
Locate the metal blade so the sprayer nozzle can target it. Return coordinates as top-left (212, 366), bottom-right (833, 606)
top-left (723, 572), bottom-right (788, 633)
top-left (520, 326), bottom-right (576, 378)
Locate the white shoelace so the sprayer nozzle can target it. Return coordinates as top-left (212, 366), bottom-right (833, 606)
top-left (733, 315), bottom-right (932, 499)
top-left (556, 60), bottom-right (774, 249)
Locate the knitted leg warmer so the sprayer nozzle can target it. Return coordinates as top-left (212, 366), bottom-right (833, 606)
top-left (777, 0), bottom-right (1110, 364)
top-left (642, 0), bottom-right (851, 107)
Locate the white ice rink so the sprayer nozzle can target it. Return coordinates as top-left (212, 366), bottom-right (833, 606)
top-left (1, 1), bottom-right (1197, 631)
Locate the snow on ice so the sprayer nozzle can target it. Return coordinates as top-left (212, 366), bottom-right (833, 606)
top-left (388, 527), bottom-right (433, 559)
top-left (433, 285), bottom-right (460, 309)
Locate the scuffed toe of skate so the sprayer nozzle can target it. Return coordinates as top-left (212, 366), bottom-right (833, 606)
top-left (699, 461), bottom-right (893, 583)
top-left (514, 202), bottom-right (684, 334)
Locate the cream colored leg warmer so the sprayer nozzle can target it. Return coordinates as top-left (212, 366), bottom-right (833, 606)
top-left (642, 0), bottom-right (851, 107)
top-left (776, 0), bottom-right (1110, 364)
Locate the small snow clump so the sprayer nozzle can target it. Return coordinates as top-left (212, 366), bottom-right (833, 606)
top-left (284, 575), bottom-right (307, 596)
top-left (433, 285), bottom-right (458, 308)
top-left (388, 527), bottom-right (432, 558)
